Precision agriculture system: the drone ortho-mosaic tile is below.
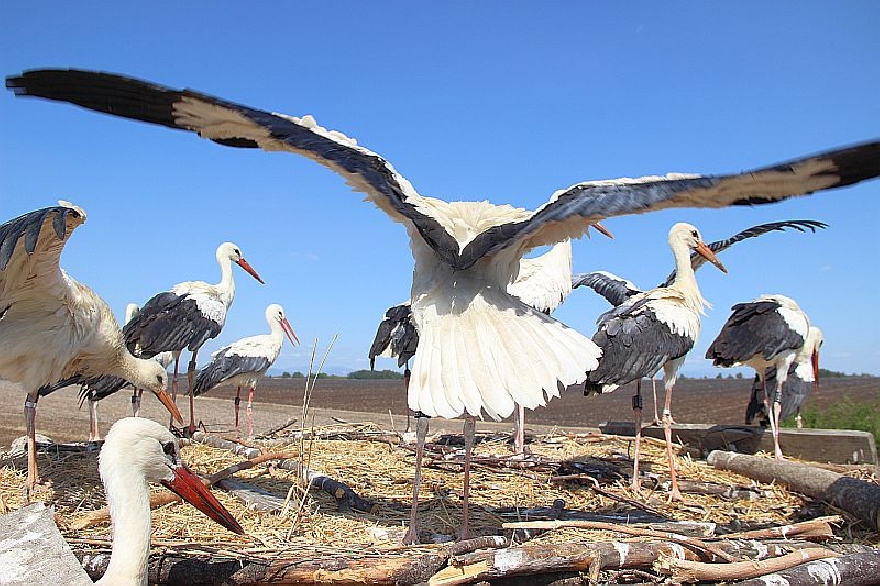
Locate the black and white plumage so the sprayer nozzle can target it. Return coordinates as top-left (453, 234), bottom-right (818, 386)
top-left (123, 241), bottom-right (264, 432)
top-left (0, 203), bottom-right (177, 498)
top-left (706, 294), bottom-right (811, 459)
top-left (746, 326), bottom-right (823, 428)
top-left (583, 223), bottom-right (727, 499)
top-left (191, 304), bottom-right (299, 437)
top-left (7, 69), bottom-right (880, 538)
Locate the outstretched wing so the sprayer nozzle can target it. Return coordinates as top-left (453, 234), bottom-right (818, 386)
top-left (657, 219), bottom-right (829, 288)
top-left (0, 203), bottom-right (86, 304)
top-left (191, 346), bottom-right (271, 396)
top-left (8, 69), bottom-right (880, 271)
top-left (571, 270), bottom-right (643, 308)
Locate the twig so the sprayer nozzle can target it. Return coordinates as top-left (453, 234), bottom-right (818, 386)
top-left (654, 546), bottom-right (839, 582)
top-left (256, 417), bottom-right (299, 439)
top-left (708, 515), bottom-right (841, 541)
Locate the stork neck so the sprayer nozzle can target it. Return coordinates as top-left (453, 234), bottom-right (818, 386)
top-left (217, 256), bottom-right (236, 308)
top-left (95, 464), bottom-right (152, 585)
top-left (669, 239), bottom-right (707, 312)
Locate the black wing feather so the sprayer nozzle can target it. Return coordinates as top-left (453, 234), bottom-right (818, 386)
top-left (571, 271), bottom-right (643, 307)
top-left (191, 348), bottom-right (271, 396)
top-left (123, 292), bottom-right (221, 356)
top-left (706, 301), bottom-right (806, 366)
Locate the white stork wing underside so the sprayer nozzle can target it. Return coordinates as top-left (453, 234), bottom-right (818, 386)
top-left (7, 70), bottom-right (880, 271)
top-left (0, 203), bottom-right (85, 306)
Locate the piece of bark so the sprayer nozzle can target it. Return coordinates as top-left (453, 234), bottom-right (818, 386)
top-left (734, 549), bottom-right (880, 586)
top-left (654, 547), bottom-right (839, 582)
top-left (192, 431), bottom-right (262, 459)
top-left (707, 450), bottom-right (880, 530)
top-left (709, 515), bottom-right (840, 541)
top-left (79, 551), bottom-right (447, 585)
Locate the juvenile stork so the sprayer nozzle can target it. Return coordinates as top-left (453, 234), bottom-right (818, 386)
top-left (7, 68), bottom-right (880, 541)
top-left (0, 417), bottom-right (244, 585)
top-left (746, 326), bottom-right (823, 429)
top-left (0, 203), bottom-right (180, 499)
top-left (572, 219), bottom-right (828, 424)
top-left (123, 241), bottom-right (264, 433)
top-left (706, 294), bottom-right (812, 459)
top-left (584, 223), bottom-right (727, 500)
top-left (192, 303), bottom-right (299, 437)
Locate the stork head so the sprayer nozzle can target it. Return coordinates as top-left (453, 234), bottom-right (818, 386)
top-left (669, 222), bottom-right (727, 273)
top-left (135, 358), bottom-right (181, 424)
top-left (267, 303), bottom-right (299, 346)
top-left (100, 417), bottom-right (245, 535)
top-left (217, 241), bottom-right (265, 284)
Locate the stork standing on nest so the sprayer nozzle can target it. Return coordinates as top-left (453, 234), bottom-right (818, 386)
top-left (0, 203), bottom-right (181, 500)
top-left (191, 303), bottom-right (299, 438)
top-left (7, 68), bottom-right (880, 541)
top-left (706, 294), bottom-right (813, 459)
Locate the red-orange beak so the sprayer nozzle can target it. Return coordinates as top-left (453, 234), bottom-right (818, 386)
top-left (591, 223), bottom-right (614, 239)
top-left (155, 389), bottom-right (183, 424)
top-left (694, 241), bottom-right (728, 273)
top-left (280, 316), bottom-right (300, 346)
top-left (811, 348), bottom-right (820, 394)
top-left (161, 464), bottom-right (245, 535)
top-left (236, 258), bottom-right (265, 284)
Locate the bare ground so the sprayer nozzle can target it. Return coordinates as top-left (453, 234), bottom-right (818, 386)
top-left (1, 376), bottom-right (877, 449)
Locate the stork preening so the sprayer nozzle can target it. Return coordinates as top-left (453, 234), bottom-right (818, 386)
top-left (8, 68), bottom-right (880, 541)
top-left (0, 203), bottom-right (180, 500)
top-left (706, 294), bottom-right (813, 459)
top-left (583, 223), bottom-right (727, 499)
top-left (572, 219), bottom-right (828, 425)
top-left (0, 417), bottom-right (244, 585)
top-left (122, 241), bottom-right (264, 433)
top-left (191, 303), bottom-right (299, 437)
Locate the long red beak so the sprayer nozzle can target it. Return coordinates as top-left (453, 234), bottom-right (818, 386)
top-left (591, 223), bottom-right (614, 239)
top-left (280, 316), bottom-right (300, 346)
top-left (161, 464), bottom-right (245, 535)
top-left (236, 258), bottom-right (265, 284)
top-left (695, 241), bottom-right (728, 273)
top-left (811, 348), bottom-right (820, 394)
top-left (155, 389), bottom-right (183, 424)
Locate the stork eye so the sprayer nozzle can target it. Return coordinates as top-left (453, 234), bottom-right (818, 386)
top-left (161, 441), bottom-right (176, 458)
top-left (690, 230), bottom-right (698, 238)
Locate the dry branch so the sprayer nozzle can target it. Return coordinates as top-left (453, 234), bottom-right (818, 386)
top-left (275, 458), bottom-right (378, 513)
top-left (192, 432), bottom-right (262, 459)
top-left (708, 450), bottom-right (880, 530)
top-left (734, 549), bottom-right (880, 586)
top-left (501, 519), bottom-right (735, 562)
top-left (654, 546), bottom-right (839, 582)
top-left (708, 515), bottom-right (841, 541)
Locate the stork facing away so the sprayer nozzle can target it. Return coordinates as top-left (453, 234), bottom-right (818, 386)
top-left (0, 417), bottom-right (244, 585)
top-left (123, 241), bottom-right (264, 434)
top-left (8, 68), bottom-right (880, 541)
top-left (746, 326), bottom-right (823, 429)
top-left (584, 223), bottom-right (727, 500)
top-left (573, 219), bottom-right (828, 425)
top-left (192, 303), bottom-right (299, 437)
top-left (706, 294), bottom-right (813, 459)
top-left (0, 203), bottom-right (180, 500)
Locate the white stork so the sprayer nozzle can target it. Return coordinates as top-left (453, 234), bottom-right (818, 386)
top-left (573, 219), bottom-right (828, 425)
top-left (7, 68), bottom-right (880, 541)
top-left (745, 326), bottom-right (823, 429)
top-left (0, 203), bottom-right (180, 500)
top-left (706, 294), bottom-right (813, 459)
top-left (0, 417), bottom-right (244, 585)
top-left (583, 223), bottom-right (727, 500)
top-left (191, 303), bottom-right (299, 438)
top-left (122, 241), bottom-right (264, 434)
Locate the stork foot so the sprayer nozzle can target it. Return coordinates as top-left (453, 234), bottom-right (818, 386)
top-left (455, 524), bottom-right (471, 542)
top-left (402, 527), bottom-right (420, 545)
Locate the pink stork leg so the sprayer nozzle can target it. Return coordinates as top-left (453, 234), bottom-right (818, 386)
top-left (169, 351), bottom-right (182, 429)
top-left (403, 412), bottom-right (429, 545)
top-left (512, 403), bottom-right (529, 455)
top-left (23, 391), bottom-right (40, 502)
top-left (246, 384), bottom-right (256, 439)
top-left (631, 379), bottom-right (644, 492)
top-left (661, 361), bottom-right (683, 501)
top-left (131, 387), bottom-right (143, 417)
top-left (88, 397), bottom-right (101, 441)
top-left (651, 375), bottom-right (661, 425)
top-left (234, 387), bottom-right (242, 436)
top-left (186, 351), bottom-right (199, 434)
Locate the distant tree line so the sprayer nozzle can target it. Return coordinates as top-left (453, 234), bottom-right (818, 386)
top-left (276, 370), bottom-right (404, 380)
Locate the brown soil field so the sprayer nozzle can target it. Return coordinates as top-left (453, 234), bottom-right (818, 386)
top-left (1, 376), bottom-right (877, 449)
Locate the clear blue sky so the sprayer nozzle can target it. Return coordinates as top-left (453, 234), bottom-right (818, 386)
top-left (2, 2), bottom-right (879, 378)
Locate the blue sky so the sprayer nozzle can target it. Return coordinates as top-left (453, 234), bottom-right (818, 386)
top-left (2, 2), bottom-right (879, 377)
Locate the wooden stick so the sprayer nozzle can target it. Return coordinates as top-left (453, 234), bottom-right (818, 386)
top-left (706, 515), bottom-right (841, 541)
top-left (501, 519), bottom-right (735, 562)
top-left (275, 458), bottom-right (378, 513)
top-left (708, 450), bottom-right (880, 530)
top-left (654, 547), bottom-right (839, 582)
top-left (734, 549), bottom-right (880, 586)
